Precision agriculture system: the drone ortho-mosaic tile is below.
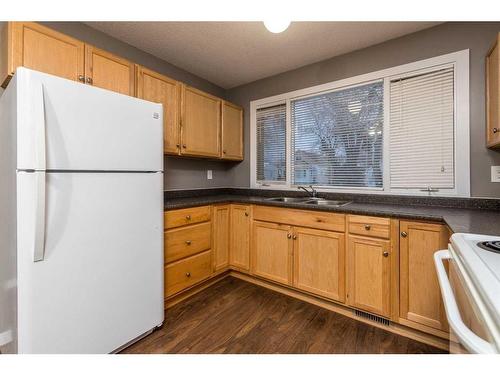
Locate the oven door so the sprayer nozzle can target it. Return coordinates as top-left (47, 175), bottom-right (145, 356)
top-left (434, 248), bottom-right (497, 354)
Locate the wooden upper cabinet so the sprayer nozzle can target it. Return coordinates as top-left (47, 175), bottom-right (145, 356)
top-left (399, 221), bottom-right (449, 333)
top-left (136, 65), bottom-right (181, 154)
top-left (486, 32), bottom-right (500, 148)
top-left (229, 204), bottom-right (251, 271)
top-left (212, 205), bottom-right (230, 272)
top-left (181, 85), bottom-right (221, 158)
top-left (221, 101), bottom-right (243, 160)
top-left (251, 221), bottom-right (293, 286)
top-left (85, 45), bottom-right (134, 96)
top-left (293, 227), bottom-right (345, 302)
top-left (1, 22), bottom-right (84, 86)
top-left (347, 235), bottom-right (391, 317)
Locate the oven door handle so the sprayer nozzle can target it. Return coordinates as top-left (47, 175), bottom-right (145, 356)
top-left (434, 250), bottom-right (495, 354)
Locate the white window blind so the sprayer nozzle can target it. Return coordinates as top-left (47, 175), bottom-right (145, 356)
top-left (256, 104), bottom-right (287, 182)
top-left (389, 67), bottom-right (455, 190)
top-left (291, 81), bottom-right (384, 188)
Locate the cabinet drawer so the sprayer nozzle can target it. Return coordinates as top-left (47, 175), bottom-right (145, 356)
top-left (165, 222), bottom-right (211, 263)
top-left (348, 215), bottom-right (390, 239)
top-left (253, 205), bottom-right (345, 232)
top-left (164, 250), bottom-right (212, 297)
top-left (164, 205), bottom-right (211, 229)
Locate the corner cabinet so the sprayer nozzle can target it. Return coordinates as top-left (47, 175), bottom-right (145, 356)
top-left (181, 85), bottom-right (221, 158)
top-left (487, 32), bottom-right (500, 148)
top-left (399, 221), bottom-right (449, 335)
top-left (221, 101), bottom-right (244, 160)
top-left (229, 204), bottom-right (251, 271)
top-left (1, 22), bottom-right (85, 87)
top-left (212, 205), bottom-right (230, 272)
top-left (136, 65), bottom-right (181, 154)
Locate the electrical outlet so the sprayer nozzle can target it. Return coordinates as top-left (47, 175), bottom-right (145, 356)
top-left (492, 166), bottom-right (500, 182)
top-left (207, 170), bottom-right (213, 180)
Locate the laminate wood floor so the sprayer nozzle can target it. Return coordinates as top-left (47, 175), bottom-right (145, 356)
top-left (121, 277), bottom-right (446, 354)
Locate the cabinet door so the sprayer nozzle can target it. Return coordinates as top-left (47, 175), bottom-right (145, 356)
top-left (486, 34), bottom-right (500, 148)
top-left (347, 235), bottom-right (391, 317)
top-left (400, 221), bottom-right (449, 332)
top-left (251, 221), bottom-right (293, 285)
top-left (181, 85), bottom-right (221, 157)
top-left (5, 22), bottom-right (84, 84)
top-left (136, 66), bottom-right (181, 154)
top-left (221, 101), bottom-right (243, 160)
top-left (85, 45), bottom-right (134, 96)
top-left (212, 205), bottom-right (230, 272)
top-left (229, 204), bottom-right (251, 271)
top-left (293, 227), bottom-right (345, 302)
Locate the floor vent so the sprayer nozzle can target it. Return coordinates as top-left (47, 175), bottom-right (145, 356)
top-left (354, 310), bottom-right (390, 326)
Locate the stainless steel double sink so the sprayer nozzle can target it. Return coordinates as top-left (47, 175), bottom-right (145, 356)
top-left (265, 196), bottom-right (351, 207)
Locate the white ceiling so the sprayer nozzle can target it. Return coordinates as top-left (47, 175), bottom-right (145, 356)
top-left (86, 22), bottom-right (440, 89)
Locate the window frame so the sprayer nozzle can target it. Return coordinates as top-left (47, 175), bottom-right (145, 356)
top-left (250, 49), bottom-right (470, 197)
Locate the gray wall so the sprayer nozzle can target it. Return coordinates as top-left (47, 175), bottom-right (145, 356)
top-left (42, 22), bottom-right (234, 190)
top-left (226, 22), bottom-right (500, 198)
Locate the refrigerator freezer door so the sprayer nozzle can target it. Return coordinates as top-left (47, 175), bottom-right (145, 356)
top-left (15, 68), bottom-right (163, 172)
top-left (16, 171), bottom-right (164, 353)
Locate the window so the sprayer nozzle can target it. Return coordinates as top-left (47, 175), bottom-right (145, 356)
top-left (389, 67), bottom-right (454, 191)
top-left (256, 104), bottom-right (287, 183)
top-left (251, 50), bottom-right (469, 196)
top-left (291, 81), bottom-right (384, 188)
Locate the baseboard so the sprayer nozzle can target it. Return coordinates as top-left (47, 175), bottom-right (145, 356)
top-left (230, 271), bottom-right (449, 351)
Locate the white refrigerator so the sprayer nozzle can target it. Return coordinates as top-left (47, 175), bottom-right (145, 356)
top-left (0, 68), bottom-right (164, 353)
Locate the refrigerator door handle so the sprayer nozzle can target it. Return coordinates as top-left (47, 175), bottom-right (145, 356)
top-left (33, 83), bottom-right (47, 262)
top-left (34, 83), bottom-right (47, 171)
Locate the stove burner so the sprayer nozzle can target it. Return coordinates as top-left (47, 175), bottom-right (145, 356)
top-left (478, 241), bottom-right (500, 254)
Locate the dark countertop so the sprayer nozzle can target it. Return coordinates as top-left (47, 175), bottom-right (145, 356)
top-left (164, 193), bottom-right (500, 236)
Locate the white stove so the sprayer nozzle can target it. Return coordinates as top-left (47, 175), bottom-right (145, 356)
top-left (435, 233), bottom-right (500, 353)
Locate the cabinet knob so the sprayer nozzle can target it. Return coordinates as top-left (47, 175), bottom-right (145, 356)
top-left (383, 251), bottom-right (389, 257)
top-left (401, 231), bottom-right (408, 238)
top-left (186, 215), bottom-right (191, 220)
top-left (287, 233), bottom-right (292, 239)
top-left (185, 272), bottom-right (191, 278)
top-left (176, 144), bottom-right (180, 148)
top-left (364, 224), bottom-right (371, 230)
top-left (86, 77), bottom-right (93, 84)
top-left (293, 235), bottom-right (297, 240)
top-left (494, 127), bottom-right (499, 134)
top-left (185, 240), bottom-right (192, 245)
top-left (182, 144), bottom-right (187, 148)
top-left (223, 150), bottom-right (227, 154)
top-left (244, 212), bottom-right (249, 217)
top-left (77, 75), bottom-right (85, 82)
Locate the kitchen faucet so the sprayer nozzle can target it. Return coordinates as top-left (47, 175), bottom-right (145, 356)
top-left (298, 185), bottom-right (318, 198)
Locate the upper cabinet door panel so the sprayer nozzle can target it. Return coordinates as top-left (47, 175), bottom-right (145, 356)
top-left (136, 66), bottom-right (181, 154)
top-left (486, 33), bottom-right (500, 148)
top-left (8, 22), bottom-right (84, 83)
top-left (85, 45), bottom-right (134, 96)
top-left (181, 85), bottom-right (221, 158)
top-left (222, 101), bottom-right (243, 160)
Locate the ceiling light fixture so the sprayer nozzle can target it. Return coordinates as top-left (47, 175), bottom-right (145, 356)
top-left (263, 20), bottom-right (291, 34)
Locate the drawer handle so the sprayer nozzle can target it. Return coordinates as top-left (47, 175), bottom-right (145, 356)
top-left (185, 240), bottom-right (192, 245)
top-left (185, 272), bottom-right (191, 278)
top-left (401, 231), bottom-right (408, 238)
top-left (364, 224), bottom-right (371, 230)
top-left (383, 251), bottom-right (389, 257)
top-left (185, 215), bottom-right (191, 220)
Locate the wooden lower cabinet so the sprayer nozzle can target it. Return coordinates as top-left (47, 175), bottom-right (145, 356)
top-left (251, 221), bottom-right (293, 285)
top-left (347, 235), bottom-right (391, 318)
top-left (399, 221), bottom-right (449, 333)
top-left (293, 227), bottom-right (345, 302)
top-left (229, 204), bottom-right (251, 271)
top-left (212, 205), bottom-right (230, 271)
top-left (164, 250), bottom-right (213, 297)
